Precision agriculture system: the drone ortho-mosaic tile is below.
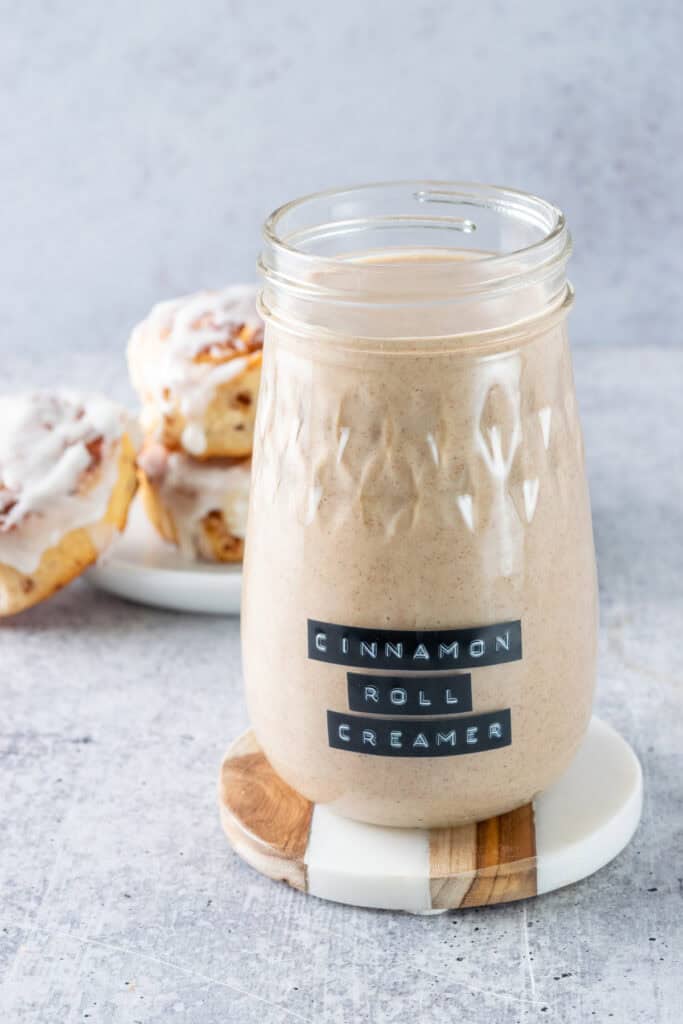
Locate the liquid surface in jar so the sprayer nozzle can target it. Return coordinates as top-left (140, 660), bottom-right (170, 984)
top-left (281, 244), bottom-right (559, 343)
top-left (242, 248), bottom-right (596, 828)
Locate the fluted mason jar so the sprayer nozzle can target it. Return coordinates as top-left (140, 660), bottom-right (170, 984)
top-left (242, 181), bottom-right (597, 828)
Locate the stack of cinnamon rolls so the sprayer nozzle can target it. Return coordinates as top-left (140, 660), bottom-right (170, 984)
top-left (0, 284), bottom-right (264, 615)
top-left (128, 285), bottom-right (264, 563)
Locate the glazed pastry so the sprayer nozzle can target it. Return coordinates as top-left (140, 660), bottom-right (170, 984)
top-left (137, 443), bottom-right (250, 563)
top-left (0, 391), bottom-right (139, 616)
top-left (127, 285), bottom-right (264, 459)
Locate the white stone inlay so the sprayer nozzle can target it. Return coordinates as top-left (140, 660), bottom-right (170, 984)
top-left (305, 805), bottom-right (431, 912)
top-left (534, 718), bottom-right (642, 896)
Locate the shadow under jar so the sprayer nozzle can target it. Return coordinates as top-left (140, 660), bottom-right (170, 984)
top-left (242, 181), bottom-right (598, 828)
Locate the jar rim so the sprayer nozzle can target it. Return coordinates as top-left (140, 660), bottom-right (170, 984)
top-left (261, 180), bottom-right (571, 302)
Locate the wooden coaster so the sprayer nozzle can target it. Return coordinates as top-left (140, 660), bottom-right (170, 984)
top-left (218, 717), bottom-right (642, 913)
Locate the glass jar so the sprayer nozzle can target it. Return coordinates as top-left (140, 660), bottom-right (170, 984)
top-left (242, 181), bottom-right (598, 828)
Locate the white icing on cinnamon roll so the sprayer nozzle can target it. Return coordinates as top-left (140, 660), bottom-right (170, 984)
top-left (0, 391), bottom-right (137, 573)
top-left (128, 285), bottom-right (263, 458)
top-left (138, 443), bottom-right (251, 561)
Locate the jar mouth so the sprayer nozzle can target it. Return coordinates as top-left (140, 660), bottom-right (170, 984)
top-left (260, 180), bottom-right (571, 304)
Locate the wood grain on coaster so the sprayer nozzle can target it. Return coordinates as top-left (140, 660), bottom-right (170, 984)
top-left (219, 732), bottom-right (313, 892)
top-left (220, 731), bottom-right (538, 909)
top-left (429, 803), bottom-right (537, 909)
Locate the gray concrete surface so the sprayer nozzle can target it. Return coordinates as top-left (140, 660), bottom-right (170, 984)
top-left (0, 345), bottom-right (681, 1023)
top-left (2, 1), bottom-right (683, 359)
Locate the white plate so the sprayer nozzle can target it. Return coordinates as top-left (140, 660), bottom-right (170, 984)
top-left (88, 497), bottom-right (242, 615)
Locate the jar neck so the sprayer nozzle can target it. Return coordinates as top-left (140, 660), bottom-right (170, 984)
top-left (259, 182), bottom-right (572, 345)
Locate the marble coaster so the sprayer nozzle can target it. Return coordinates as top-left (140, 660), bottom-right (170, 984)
top-left (218, 717), bottom-right (642, 913)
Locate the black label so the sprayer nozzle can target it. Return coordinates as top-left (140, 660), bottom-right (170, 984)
top-left (347, 673), bottom-right (473, 716)
top-left (327, 709), bottom-right (511, 758)
top-left (309, 619), bottom-right (522, 671)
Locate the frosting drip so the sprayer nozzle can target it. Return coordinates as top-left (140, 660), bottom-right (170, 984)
top-left (128, 285), bottom-right (264, 453)
top-left (139, 445), bottom-right (251, 558)
top-left (0, 391), bottom-right (134, 573)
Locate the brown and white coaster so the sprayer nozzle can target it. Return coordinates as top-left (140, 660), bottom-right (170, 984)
top-left (218, 717), bottom-right (642, 913)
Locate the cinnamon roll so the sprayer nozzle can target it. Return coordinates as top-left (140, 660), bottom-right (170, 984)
top-left (0, 391), bottom-right (138, 615)
top-left (128, 285), bottom-right (264, 459)
top-left (137, 443), bottom-right (250, 563)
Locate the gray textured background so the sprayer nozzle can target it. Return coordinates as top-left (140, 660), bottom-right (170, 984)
top-left (2, 0), bottom-right (682, 364)
top-left (2, 347), bottom-right (682, 1024)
